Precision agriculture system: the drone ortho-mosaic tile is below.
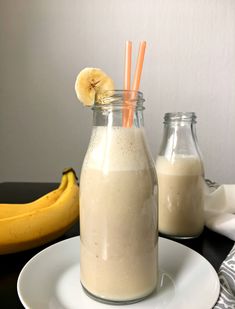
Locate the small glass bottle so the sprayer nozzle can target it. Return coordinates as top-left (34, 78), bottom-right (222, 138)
top-left (156, 112), bottom-right (204, 239)
top-left (80, 90), bottom-right (158, 304)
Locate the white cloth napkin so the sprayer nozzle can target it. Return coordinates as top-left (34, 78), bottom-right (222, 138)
top-left (204, 184), bottom-right (235, 241)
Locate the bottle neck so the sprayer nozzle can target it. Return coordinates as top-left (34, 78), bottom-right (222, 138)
top-left (92, 90), bottom-right (145, 128)
top-left (159, 113), bottom-right (202, 159)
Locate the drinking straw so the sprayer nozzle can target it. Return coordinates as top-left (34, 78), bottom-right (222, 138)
top-left (132, 41), bottom-right (146, 92)
top-left (124, 41), bottom-right (132, 91)
top-left (122, 41), bottom-right (132, 127)
top-left (123, 41), bottom-right (146, 128)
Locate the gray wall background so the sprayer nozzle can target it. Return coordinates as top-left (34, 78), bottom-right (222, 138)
top-left (0, 0), bottom-right (234, 184)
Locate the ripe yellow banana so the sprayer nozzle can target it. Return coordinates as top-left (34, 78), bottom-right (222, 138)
top-left (0, 169), bottom-right (79, 254)
top-left (75, 67), bottom-right (114, 106)
top-left (0, 173), bottom-right (68, 219)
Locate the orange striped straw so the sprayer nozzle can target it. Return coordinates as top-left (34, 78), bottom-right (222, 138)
top-left (124, 41), bottom-right (146, 127)
top-left (132, 41), bottom-right (146, 92)
top-left (124, 41), bottom-right (132, 91)
top-left (122, 41), bottom-right (132, 127)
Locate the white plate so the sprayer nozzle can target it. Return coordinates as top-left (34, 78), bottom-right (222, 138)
top-left (17, 236), bottom-right (220, 309)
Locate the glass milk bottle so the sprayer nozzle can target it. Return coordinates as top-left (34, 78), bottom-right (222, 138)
top-left (80, 90), bottom-right (158, 304)
top-left (156, 112), bottom-right (204, 239)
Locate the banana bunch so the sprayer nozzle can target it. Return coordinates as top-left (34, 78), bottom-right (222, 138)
top-left (0, 168), bottom-right (79, 254)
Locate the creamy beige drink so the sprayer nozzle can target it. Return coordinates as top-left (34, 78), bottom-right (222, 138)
top-left (80, 126), bottom-right (157, 302)
top-left (156, 155), bottom-right (204, 238)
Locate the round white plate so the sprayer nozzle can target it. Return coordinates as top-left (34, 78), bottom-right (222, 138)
top-left (17, 236), bottom-right (220, 309)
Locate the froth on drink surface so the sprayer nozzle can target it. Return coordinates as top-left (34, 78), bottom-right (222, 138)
top-left (156, 155), bottom-right (204, 176)
top-left (83, 126), bottom-right (153, 172)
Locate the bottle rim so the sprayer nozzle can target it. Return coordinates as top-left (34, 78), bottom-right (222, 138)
top-left (92, 90), bottom-right (145, 110)
top-left (164, 112), bottom-right (197, 123)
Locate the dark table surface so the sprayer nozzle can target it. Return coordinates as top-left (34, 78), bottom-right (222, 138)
top-left (0, 182), bottom-right (234, 309)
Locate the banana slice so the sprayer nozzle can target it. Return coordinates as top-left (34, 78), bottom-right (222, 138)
top-left (75, 68), bottom-right (114, 106)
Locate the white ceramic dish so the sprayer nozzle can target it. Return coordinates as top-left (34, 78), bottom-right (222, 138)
top-left (17, 236), bottom-right (220, 309)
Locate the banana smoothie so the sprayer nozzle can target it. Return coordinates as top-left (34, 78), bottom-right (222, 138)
top-left (80, 126), bottom-right (158, 302)
top-left (156, 155), bottom-right (204, 237)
